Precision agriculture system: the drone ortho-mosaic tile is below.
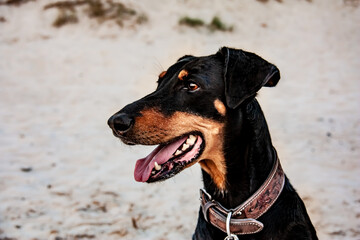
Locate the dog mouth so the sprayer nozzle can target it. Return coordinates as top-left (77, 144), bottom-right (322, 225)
top-left (134, 133), bottom-right (204, 183)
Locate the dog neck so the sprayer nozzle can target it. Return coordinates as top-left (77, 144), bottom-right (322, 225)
top-left (202, 98), bottom-right (275, 208)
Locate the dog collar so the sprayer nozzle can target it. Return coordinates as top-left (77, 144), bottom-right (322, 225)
top-left (200, 150), bottom-right (285, 239)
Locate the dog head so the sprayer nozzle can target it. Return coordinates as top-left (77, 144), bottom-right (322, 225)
top-left (108, 47), bottom-right (280, 190)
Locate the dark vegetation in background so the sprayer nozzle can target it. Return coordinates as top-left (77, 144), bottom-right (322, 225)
top-left (0, 0), bottom-right (359, 29)
top-left (2, 0), bottom-right (360, 7)
top-left (208, 16), bottom-right (234, 32)
top-left (179, 16), bottom-right (233, 32)
top-left (179, 16), bottom-right (205, 28)
top-left (0, 0), bottom-right (36, 6)
top-left (43, 0), bottom-right (148, 28)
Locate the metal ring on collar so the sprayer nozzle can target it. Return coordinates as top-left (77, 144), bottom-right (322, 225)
top-left (224, 212), bottom-right (239, 240)
top-left (224, 234), bottom-right (239, 240)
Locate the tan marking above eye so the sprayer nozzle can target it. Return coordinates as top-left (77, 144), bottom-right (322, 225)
top-left (159, 71), bottom-right (167, 79)
top-left (214, 99), bottom-right (226, 116)
top-left (178, 69), bottom-right (188, 80)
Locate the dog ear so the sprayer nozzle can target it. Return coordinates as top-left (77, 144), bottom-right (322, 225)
top-left (218, 47), bottom-right (280, 109)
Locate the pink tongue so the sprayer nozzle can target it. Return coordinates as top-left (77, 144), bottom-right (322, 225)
top-left (134, 136), bottom-right (188, 182)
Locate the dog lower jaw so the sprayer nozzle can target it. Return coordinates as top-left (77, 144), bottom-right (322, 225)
top-left (120, 130), bottom-right (227, 190)
top-left (147, 148), bottom-right (203, 183)
top-left (134, 134), bottom-right (205, 183)
top-left (147, 136), bottom-right (205, 183)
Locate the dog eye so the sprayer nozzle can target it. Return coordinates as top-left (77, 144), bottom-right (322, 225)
top-left (186, 82), bottom-right (199, 92)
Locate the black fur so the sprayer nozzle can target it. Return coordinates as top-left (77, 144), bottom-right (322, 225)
top-left (108, 47), bottom-right (318, 240)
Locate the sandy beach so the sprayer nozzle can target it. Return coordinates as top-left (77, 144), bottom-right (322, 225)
top-left (0, 0), bottom-right (359, 239)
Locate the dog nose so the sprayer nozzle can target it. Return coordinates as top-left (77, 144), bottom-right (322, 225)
top-left (108, 113), bottom-right (134, 133)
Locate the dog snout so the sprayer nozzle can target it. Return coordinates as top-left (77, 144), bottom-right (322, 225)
top-left (107, 112), bottom-right (134, 134)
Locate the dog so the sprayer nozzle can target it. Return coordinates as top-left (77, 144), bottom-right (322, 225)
top-left (108, 47), bottom-right (318, 240)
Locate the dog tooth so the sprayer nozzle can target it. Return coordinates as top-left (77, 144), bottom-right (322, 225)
top-left (186, 135), bottom-right (196, 145)
top-left (174, 150), bottom-right (182, 156)
top-left (152, 171), bottom-right (156, 175)
top-left (154, 161), bottom-right (161, 171)
top-left (182, 143), bottom-right (189, 151)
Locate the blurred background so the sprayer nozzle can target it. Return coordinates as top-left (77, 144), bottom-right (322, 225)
top-left (0, 0), bottom-right (359, 239)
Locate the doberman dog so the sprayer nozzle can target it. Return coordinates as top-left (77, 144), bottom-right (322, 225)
top-left (108, 47), bottom-right (318, 240)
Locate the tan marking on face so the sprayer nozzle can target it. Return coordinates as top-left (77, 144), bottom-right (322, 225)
top-left (214, 99), bottom-right (226, 116)
top-left (199, 160), bottom-right (226, 189)
top-left (159, 71), bottom-right (167, 79)
top-left (178, 69), bottom-right (188, 81)
top-left (132, 108), bottom-right (227, 190)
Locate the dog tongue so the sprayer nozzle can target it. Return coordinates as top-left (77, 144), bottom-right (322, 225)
top-left (134, 136), bottom-right (188, 182)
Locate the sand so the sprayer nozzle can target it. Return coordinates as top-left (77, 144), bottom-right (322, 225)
top-left (0, 0), bottom-right (359, 239)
